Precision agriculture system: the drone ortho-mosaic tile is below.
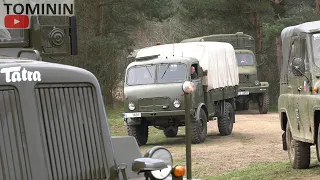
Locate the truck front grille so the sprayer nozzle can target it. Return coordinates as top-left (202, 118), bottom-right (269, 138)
top-left (35, 84), bottom-right (108, 180)
top-left (0, 87), bottom-right (32, 180)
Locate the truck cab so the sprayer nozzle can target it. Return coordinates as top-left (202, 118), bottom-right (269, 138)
top-left (0, 15), bottom-right (187, 180)
top-left (279, 20), bottom-right (320, 169)
top-left (181, 32), bottom-right (270, 114)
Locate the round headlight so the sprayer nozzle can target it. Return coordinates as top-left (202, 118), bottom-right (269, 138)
top-left (128, 102), bottom-right (135, 111)
top-left (144, 146), bottom-right (173, 180)
top-left (254, 80), bottom-right (260, 86)
top-left (182, 81), bottom-right (196, 94)
top-left (173, 99), bottom-right (181, 108)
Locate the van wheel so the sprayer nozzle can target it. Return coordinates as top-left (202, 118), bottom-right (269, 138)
top-left (286, 123), bottom-right (310, 169)
top-left (218, 102), bottom-right (234, 136)
top-left (258, 93), bottom-right (269, 114)
top-left (191, 109), bottom-right (207, 144)
top-left (164, 126), bottom-right (178, 137)
top-left (127, 123), bottom-right (148, 146)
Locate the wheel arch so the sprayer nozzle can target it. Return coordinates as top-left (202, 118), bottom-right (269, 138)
top-left (196, 103), bottom-right (208, 121)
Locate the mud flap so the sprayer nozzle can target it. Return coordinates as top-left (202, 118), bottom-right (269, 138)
top-left (282, 131), bottom-right (287, 150)
top-left (124, 118), bottom-right (141, 125)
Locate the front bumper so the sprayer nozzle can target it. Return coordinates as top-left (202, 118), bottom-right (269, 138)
top-left (122, 109), bottom-right (195, 118)
top-left (237, 85), bottom-right (268, 95)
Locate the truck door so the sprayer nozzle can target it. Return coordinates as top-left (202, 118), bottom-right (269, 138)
top-left (287, 36), bottom-right (312, 139)
top-left (296, 36), bottom-right (313, 141)
top-left (287, 37), bottom-right (303, 133)
top-left (191, 63), bottom-right (203, 107)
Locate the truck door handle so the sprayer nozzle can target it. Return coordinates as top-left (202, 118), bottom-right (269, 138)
top-left (288, 86), bottom-right (292, 89)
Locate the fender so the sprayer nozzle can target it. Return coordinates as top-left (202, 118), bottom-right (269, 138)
top-left (195, 103), bottom-right (208, 122)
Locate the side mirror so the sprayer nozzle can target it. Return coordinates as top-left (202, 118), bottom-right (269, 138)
top-left (132, 158), bottom-right (167, 174)
top-left (291, 57), bottom-right (305, 76)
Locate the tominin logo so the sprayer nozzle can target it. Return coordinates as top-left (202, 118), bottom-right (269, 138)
top-left (1, 66), bottom-right (41, 82)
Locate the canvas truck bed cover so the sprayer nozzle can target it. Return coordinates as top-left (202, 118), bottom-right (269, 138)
top-left (135, 42), bottom-right (239, 91)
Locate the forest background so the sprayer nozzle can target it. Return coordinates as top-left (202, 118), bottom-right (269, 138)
top-left (46, 0), bottom-right (320, 107)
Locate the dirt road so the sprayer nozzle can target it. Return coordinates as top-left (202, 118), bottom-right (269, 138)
top-left (142, 110), bottom-right (297, 177)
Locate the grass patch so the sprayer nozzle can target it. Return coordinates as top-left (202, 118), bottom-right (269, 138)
top-left (213, 162), bottom-right (320, 180)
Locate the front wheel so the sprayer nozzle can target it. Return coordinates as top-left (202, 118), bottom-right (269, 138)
top-left (286, 123), bottom-right (310, 169)
top-left (191, 109), bottom-right (207, 144)
top-left (258, 92), bottom-right (269, 114)
top-left (127, 122), bottom-right (148, 146)
top-left (218, 102), bottom-right (234, 136)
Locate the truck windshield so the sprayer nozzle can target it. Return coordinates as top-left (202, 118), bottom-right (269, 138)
top-left (0, 29), bottom-right (25, 43)
top-left (126, 63), bottom-right (187, 85)
top-left (126, 65), bottom-right (156, 85)
top-left (236, 53), bottom-right (254, 66)
top-left (312, 33), bottom-right (320, 67)
top-left (157, 63), bottom-right (187, 83)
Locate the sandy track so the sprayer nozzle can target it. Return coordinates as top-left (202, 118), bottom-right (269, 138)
top-left (156, 110), bottom-right (290, 176)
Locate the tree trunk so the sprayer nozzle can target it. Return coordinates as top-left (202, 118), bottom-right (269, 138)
top-left (316, 0), bottom-right (319, 16)
top-left (95, 0), bottom-right (102, 36)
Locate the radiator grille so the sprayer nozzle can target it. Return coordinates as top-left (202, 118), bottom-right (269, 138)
top-left (35, 85), bottom-right (107, 180)
top-left (0, 87), bottom-right (32, 180)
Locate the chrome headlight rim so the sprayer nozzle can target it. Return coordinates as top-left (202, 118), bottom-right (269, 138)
top-left (128, 102), bottom-right (135, 111)
top-left (144, 146), bottom-right (173, 180)
top-left (173, 99), bottom-right (181, 108)
top-left (254, 80), bottom-right (260, 86)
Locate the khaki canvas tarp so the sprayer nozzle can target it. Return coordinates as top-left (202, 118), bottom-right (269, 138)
top-left (136, 42), bottom-right (239, 91)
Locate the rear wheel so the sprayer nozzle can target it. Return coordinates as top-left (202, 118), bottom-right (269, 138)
top-left (258, 92), bottom-right (269, 114)
top-left (236, 102), bottom-right (243, 111)
top-left (163, 126), bottom-right (178, 137)
top-left (127, 122), bottom-right (148, 146)
top-left (191, 109), bottom-right (207, 144)
top-left (243, 101), bottom-right (249, 110)
top-left (286, 123), bottom-right (310, 169)
top-left (218, 102), bottom-right (234, 136)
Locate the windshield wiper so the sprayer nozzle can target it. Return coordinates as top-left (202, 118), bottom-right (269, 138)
top-left (145, 66), bottom-right (153, 78)
top-left (161, 64), bottom-right (170, 79)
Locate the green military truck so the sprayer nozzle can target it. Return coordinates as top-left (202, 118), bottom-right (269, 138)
top-left (279, 20), bottom-right (320, 169)
top-left (0, 16), bottom-right (191, 180)
top-left (122, 42), bottom-right (239, 145)
top-left (181, 32), bottom-right (270, 114)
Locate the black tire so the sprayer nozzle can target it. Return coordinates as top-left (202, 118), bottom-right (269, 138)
top-left (218, 102), bottom-right (234, 136)
top-left (127, 123), bottom-right (148, 146)
top-left (316, 123), bottom-right (320, 162)
top-left (258, 92), bottom-right (269, 114)
top-left (236, 102), bottom-right (243, 111)
top-left (191, 109), bottom-right (207, 144)
top-left (243, 101), bottom-right (249, 110)
top-left (163, 126), bottom-right (178, 137)
top-left (286, 123), bottom-right (310, 169)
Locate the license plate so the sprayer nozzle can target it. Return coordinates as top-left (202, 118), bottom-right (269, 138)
top-left (238, 91), bottom-right (249, 96)
top-left (122, 112), bottom-right (141, 118)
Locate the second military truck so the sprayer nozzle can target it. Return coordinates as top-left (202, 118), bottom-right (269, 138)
top-left (122, 42), bottom-right (239, 145)
top-left (181, 32), bottom-right (270, 114)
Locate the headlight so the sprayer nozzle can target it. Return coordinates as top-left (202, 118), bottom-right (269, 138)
top-left (144, 146), bottom-right (173, 180)
top-left (173, 99), bottom-right (181, 108)
top-left (182, 81), bottom-right (196, 94)
top-left (254, 80), bottom-right (260, 86)
top-left (128, 102), bottom-right (135, 111)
